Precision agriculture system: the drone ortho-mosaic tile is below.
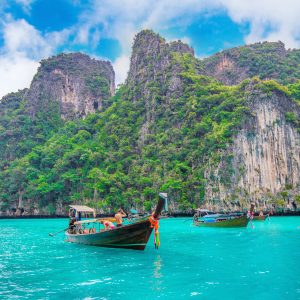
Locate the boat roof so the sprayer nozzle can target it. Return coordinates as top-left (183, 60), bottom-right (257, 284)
top-left (196, 209), bottom-right (210, 212)
top-left (159, 192), bottom-right (168, 199)
top-left (69, 205), bottom-right (95, 213)
top-left (74, 217), bottom-right (116, 225)
top-left (202, 214), bottom-right (222, 218)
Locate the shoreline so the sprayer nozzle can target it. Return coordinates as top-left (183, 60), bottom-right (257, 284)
top-left (0, 211), bottom-right (299, 219)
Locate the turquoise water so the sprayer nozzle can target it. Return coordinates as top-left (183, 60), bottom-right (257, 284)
top-left (0, 217), bottom-right (299, 299)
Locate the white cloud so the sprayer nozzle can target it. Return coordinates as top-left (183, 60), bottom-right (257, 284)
top-left (141, 0), bottom-right (217, 29)
top-left (77, 0), bottom-right (215, 53)
top-left (113, 55), bottom-right (130, 86)
top-left (77, 0), bottom-right (151, 53)
top-left (15, 0), bottom-right (35, 13)
top-left (75, 0), bottom-right (217, 83)
top-left (74, 25), bottom-right (92, 44)
top-left (3, 19), bottom-right (52, 58)
top-left (0, 17), bottom-right (69, 98)
top-left (0, 0), bottom-right (36, 15)
top-left (114, 0), bottom-right (300, 48)
top-left (0, 55), bottom-right (38, 97)
top-left (75, 0), bottom-right (300, 85)
top-left (218, 0), bottom-right (300, 48)
top-left (0, 1), bottom-right (35, 14)
top-left (1, 0), bottom-right (300, 95)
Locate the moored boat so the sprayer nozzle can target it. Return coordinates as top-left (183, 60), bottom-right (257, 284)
top-left (65, 193), bottom-right (167, 250)
top-left (193, 209), bottom-right (250, 228)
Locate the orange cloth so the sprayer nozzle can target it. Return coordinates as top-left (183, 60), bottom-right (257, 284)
top-left (149, 214), bottom-right (160, 249)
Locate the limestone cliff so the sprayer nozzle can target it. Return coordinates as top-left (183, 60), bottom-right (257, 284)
top-left (126, 32), bottom-right (300, 210)
top-left (126, 30), bottom-right (195, 142)
top-left (2, 30), bottom-right (300, 215)
top-left (25, 53), bottom-right (115, 119)
top-left (204, 82), bottom-right (300, 210)
top-left (202, 41), bottom-right (300, 85)
top-left (127, 30), bottom-right (194, 92)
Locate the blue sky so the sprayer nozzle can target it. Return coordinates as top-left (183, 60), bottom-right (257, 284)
top-left (0, 0), bottom-right (299, 97)
top-left (1, 0), bottom-right (248, 59)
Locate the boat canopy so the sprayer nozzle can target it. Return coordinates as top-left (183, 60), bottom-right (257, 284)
top-left (69, 205), bottom-right (95, 213)
top-left (202, 214), bottom-right (222, 218)
top-left (159, 193), bottom-right (168, 199)
top-left (74, 217), bottom-right (116, 225)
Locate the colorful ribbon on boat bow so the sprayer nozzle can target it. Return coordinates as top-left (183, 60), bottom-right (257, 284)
top-left (149, 214), bottom-right (160, 249)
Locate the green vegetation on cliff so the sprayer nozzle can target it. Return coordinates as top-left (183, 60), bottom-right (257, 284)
top-left (0, 90), bottom-right (62, 167)
top-left (202, 41), bottom-right (300, 85)
top-left (0, 62), bottom-right (293, 214)
top-left (0, 31), bottom-right (300, 215)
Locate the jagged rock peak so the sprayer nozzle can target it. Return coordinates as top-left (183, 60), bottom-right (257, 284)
top-left (25, 52), bottom-right (115, 119)
top-left (40, 52), bottom-right (113, 70)
top-left (169, 40), bottom-right (194, 55)
top-left (130, 29), bottom-right (194, 59)
top-left (127, 29), bottom-right (194, 88)
top-left (132, 29), bottom-right (165, 48)
top-left (125, 30), bottom-right (195, 142)
top-left (201, 40), bottom-right (300, 85)
top-left (221, 40), bottom-right (287, 56)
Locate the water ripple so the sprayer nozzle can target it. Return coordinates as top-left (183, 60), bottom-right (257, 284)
top-left (0, 217), bottom-right (299, 299)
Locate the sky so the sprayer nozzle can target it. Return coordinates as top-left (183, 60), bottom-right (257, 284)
top-left (0, 0), bottom-right (300, 98)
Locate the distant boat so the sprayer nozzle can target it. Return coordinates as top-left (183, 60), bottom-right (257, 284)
top-left (193, 209), bottom-right (249, 227)
top-left (65, 193), bottom-right (167, 250)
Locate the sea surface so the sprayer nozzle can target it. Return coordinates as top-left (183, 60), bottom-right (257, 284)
top-left (0, 217), bottom-right (299, 299)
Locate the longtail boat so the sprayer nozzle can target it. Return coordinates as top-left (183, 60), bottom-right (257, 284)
top-left (65, 193), bottom-right (167, 250)
top-left (193, 209), bottom-right (250, 228)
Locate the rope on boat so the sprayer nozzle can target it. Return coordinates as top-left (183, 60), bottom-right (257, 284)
top-left (149, 214), bottom-right (160, 249)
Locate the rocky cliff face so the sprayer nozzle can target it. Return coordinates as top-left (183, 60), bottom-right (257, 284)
top-left (25, 53), bottom-right (115, 119)
top-left (204, 83), bottom-right (300, 210)
top-left (126, 33), bottom-right (300, 210)
top-left (127, 30), bottom-right (194, 91)
top-left (0, 53), bottom-right (115, 167)
top-left (1, 30), bottom-right (300, 215)
top-left (126, 30), bottom-right (195, 142)
top-left (202, 41), bottom-right (300, 85)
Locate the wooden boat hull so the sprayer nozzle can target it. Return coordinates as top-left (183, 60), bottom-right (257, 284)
top-left (253, 215), bottom-right (268, 221)
top-left (194, 215), bottom-right (249, 228)
top-left (66, 218), bottom-right (153, 250)
top-left (66, 194), bottom-right (166, 250)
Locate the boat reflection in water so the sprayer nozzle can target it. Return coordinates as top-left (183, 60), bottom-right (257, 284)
top-left (154, 255), bottom-right (162, 279)
top-left (193, 209), bottom-right (250, 228)
top-left (65, 193), bottom-right (167, 250)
